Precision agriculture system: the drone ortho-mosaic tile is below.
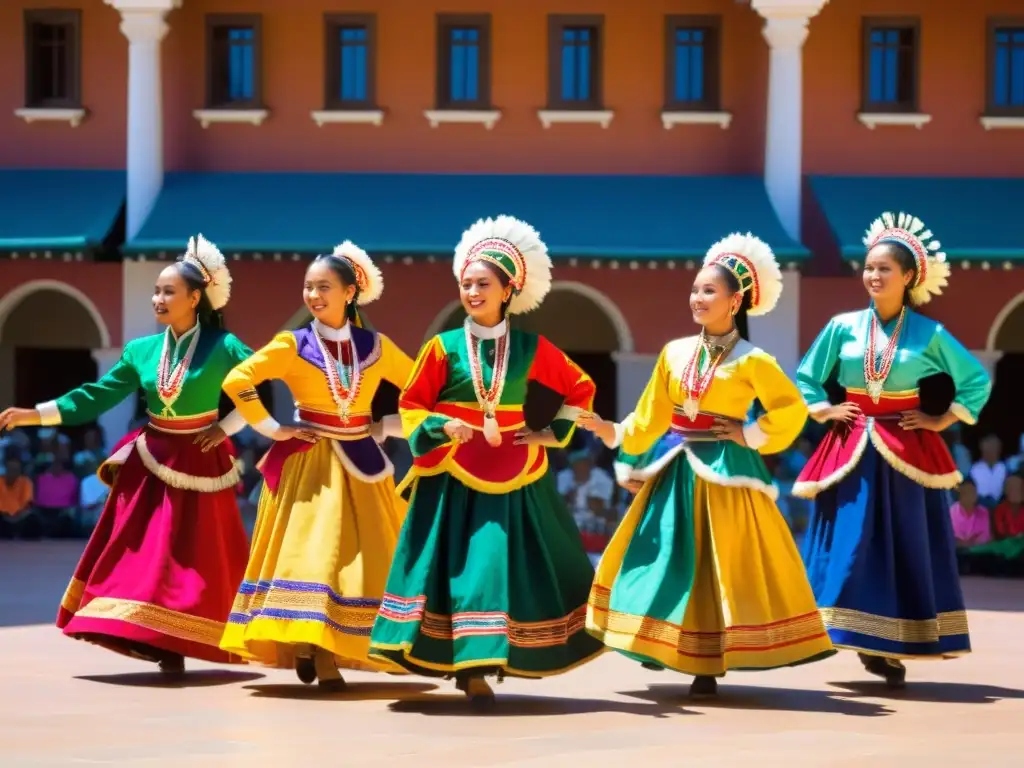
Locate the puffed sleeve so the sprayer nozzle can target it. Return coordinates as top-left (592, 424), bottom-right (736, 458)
top-left (613, 343), bottom-right (674, 458)
top-left (221, 332), bottom-right (298, 438)
top-left (740, 352), bottom-right (809, 455)
top-left (796, 317), bottom-right (845, 422)
top-left (399, 336), bottom-right (452, 457)
top-left (526, 335), bottom-right (596, 448)
top-left (926, 324), bottom-right (992, 425)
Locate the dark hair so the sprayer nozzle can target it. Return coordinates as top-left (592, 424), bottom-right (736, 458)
top-left (312, 254), bottom-right (361, 326)
top-left (468, 260), bottom-right (513, 318)
top-left (174, 260), bottom-right (225, 330)
top-left (870, 240), bottom-right (917, 306)
top-left (709, 264), bottom-right (751, 340)
top-left (959, 477), bottom-right (976, 489)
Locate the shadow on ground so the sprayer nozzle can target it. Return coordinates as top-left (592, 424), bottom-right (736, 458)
top-left (829, 680), bottom-right (1024, 704)
top-left (74, 670), bottom-right (265, 688)
top-left (244, 681), bottom-right (438, 701)
top-left (388, 691), bottom-right (695, 718)
top-left (623, 683), bottom-right (894, 718)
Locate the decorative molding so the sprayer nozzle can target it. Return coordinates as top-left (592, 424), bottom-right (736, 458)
top-left (857, 112), bottom-right (932, 130)
top-left (192, 109), bottom-right (269, 128)
top-left (538, 110), bottom-right (614, 129)
top-left (661, 110), bottom-right (732, 129)
top-left (311, 109), bottom-right (384, 127)
top-left (423, 109), bottom-right (502, 129)
top-left (980, 116), bottom-right (1024, 131)
top-left (14, 108), bottom-right (87, 127)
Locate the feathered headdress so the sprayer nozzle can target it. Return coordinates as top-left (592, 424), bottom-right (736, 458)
top-left (332, 240), bottom-right (383, 305)
top-left (182, 234), bottom-right (232, 310)
top-left (863, 212), bottom-right (949, 305)
top-left (453, 215), bottom-right (552, 315)
top-left (703, 232), bottom-right (782, 317)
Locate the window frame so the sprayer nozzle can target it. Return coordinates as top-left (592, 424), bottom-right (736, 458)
top-left (547, 14), bottom-right (605, 111)
top-left (23, 9), bottom-right (82, 109)
top-left (323, 13), bottom-right (377, 110)
top-left (664, 15), bottom-right (722, 111)
top-left (435, 13), bottom-right (492, 110)
top-left (860, 17), bottom-right (921, 114)
top-left (204, 13), bottom-right (263, 110)
top-left (986, 17), bottom-right (1024, 117)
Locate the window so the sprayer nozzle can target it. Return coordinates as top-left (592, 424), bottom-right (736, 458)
top-left (24, 10), bottom-right (81, 108)
top-left (548, 15), bottom-right (604, 109)
top-left (861, 19), bottom-right (919, 112)
top-left (325, 15), bottom-right (376, 109)
top-left (988, 20), bottom-right (1024, 115)
top-left (205, 15), bottom-right (262, 109)
top-left (436, 15), bottom-right (491, 109)
top-left (665, 16), bottom-right (721, 110)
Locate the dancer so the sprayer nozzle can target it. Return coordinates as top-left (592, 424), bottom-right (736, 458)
top-left (368, 215), bottom-right (605, 708)
top-left (0, 235), bottom-right (252, 672)
top-left (219, 243), bottom-right (414, 689)
top-left (579, 233), bottom-right (834, 697)
top-left (794, 211), bottom-right (991, 687)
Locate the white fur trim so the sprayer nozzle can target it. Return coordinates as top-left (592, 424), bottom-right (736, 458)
top-left (742, 422), bottom-right (769, 451)
top-left (183, 234), bottom-right (232, 311)
top-left (630, 443), bottom-right (686, 482)
top-left (949, 402), bottom-right (976, 426)
top-left (331, 240), bottom-right (383, 305)
top-left (867, 426), bottom-right (962, 489)
top-left (792, 424), bottom-right (871, 499)
top-left (35, 400), bottom-right (62, 427)
top-left (253, 417), bottom-right (282, 439)
top-left (704, 232), bottom-right (782, 317)
top-left (218, 410), bottom-right (247, 437)
top-left (329, 440), bottom-right (394, 483)
top-left (135, 433), bottom-right (242, 492)
top-left (683, 446), bottom-right (779, 500)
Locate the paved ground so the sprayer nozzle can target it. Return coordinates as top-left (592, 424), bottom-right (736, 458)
top-left (2, 541), bottom-right (1022, 767)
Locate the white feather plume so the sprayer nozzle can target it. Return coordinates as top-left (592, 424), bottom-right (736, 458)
top-left (863, 210), bottom-right (948, 305)
top-left (183, 234), bottom-right (232, 311)
top-left (332, 240), bottom-right (383, 305)
top-left (703, 232), bottom-right (782, 317)
top-left (453, 215), bottom-right (552, 314)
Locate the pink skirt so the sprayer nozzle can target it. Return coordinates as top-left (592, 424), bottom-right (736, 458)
top-left (56, 423), bottom-right (250, 664)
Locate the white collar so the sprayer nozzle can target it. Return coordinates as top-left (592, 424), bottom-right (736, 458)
top-left (468, 319), bottom-right (507, 339)
top-left (169, 321), bottom-right (200, 344)
top-left (314, 319), bottom-right (351, 341)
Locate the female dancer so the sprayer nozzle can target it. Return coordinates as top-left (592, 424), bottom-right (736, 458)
top-left (368, 215), bottom-right (605, 708)
top-left (0, 235), bottom-right (252, 672)
top-left (218, 243), bottom-right (413, 689)
top-left (793, 211), bottom-right (991, 687)
top-left (579, 234), bottom-right (834, 698)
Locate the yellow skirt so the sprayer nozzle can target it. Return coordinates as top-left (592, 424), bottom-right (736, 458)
top-left (220, 439), bottom-right (406, 672)
top-left (587, 462), bottom-right (833, 677)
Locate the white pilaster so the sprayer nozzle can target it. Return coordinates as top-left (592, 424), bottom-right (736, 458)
top-left (92, 348), bottom-right (135, 445)
top-left (611, 352), bottom-right (659, 421)
top-left (122, 260), bottom-right (163, 343)
top-left (748, 269), bottom-right (802, 377)
top-left (106, 0), bottom-right (179, 240)
top-left (752, 0), bottom-right (828, 241)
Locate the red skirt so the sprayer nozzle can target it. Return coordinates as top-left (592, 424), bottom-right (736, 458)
top-left (56, 425), bottom-right (250, 664)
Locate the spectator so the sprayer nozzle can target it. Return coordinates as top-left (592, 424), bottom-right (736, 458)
top-left (34, 458), bottom-right (79, 538)
top-left (950, 478), bottom-right (991, 548)
top-left (993, 475), bottom-right (1024, 540)
top-left (0, 456), bottom-right (38, 539)
top-left (1006, 435), bottom-right (1024, 475)
top-left (73, 427), bottom-right (106, 479)
top-left (33, 428), bottom-right (59, 474)
top-left (556, 449), bottom-right (615, 531)
top-left (77, 470), bottom-right (110, 536)
top-left (946, 424), bottom-right (973, 478)
top-left (970, 435), bottom-right (1007, 509)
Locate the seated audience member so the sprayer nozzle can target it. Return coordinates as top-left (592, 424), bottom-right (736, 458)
top-left (34, 459), bottom-right (79, 538)
top-left (0, 456), bottom-right (39, 539)
top-left (77, 470), bottom-right (109, 536)
top-left (73, 427), bottom-right (106, 479)
top-left (556, 448), bottom-right (615, 531)
top-left (971, 435), bottom-right (1008, 510)
top-left (950, 478), bottom-right (992, 548)
top-left (993, 475), bottom-right (1024, 540)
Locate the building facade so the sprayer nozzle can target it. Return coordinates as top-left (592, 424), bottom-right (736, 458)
top-left (1, 0), bottom-right (1023, 449)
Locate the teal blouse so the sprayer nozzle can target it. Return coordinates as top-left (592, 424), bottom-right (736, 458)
top-left (796, 307), bottom-right (991, 424)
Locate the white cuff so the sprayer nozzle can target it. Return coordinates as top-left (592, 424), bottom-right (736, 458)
top-left (555, 404), bottom-right (584, 423)
top-left (252, 416), bottom-right (282, 439)
top-left (35, 401), bottom-right (62, 427)
top-left (609, 421), bottom-right (625, 449)
top-left (218, 410), bottom-right (247, 437)
top-left (613, 461), bottom-right (633, 485)
top-left (949, 402), bottom-right (976, 426)
top-left (807, 401), bottom-right (830, 423)
top-left (742, 421), bottom-right (769, 451)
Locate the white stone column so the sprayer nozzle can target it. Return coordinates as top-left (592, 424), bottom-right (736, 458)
top-left (611, 352), bottom-right (659, 421)
top-left (748, 269), bottom-right (802, 377)
top-left (106, 0), bottom-right (179, 240)
top-left (92, 348), bottom-right (135, 448)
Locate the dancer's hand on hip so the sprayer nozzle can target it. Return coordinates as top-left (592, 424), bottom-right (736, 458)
top-left (193, 424), bottom-right (228, 453)
top-left (444, 419), bottom-right (473, 445)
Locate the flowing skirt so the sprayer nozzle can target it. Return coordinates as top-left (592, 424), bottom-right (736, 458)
top-left (587, 452), bottom-right (834, 677)
top-left (56, 426), bottom-right (249, 664)
top-left (368, 472), bottom-right (604, 678)
top-left (801, 442), bottom-right (969, 659)
top-left (220, 439), bottom-right (406, 671)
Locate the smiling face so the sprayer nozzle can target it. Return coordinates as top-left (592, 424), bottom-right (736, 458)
top-left (153, 266), bottom-right (200, 328)
top-left (304, 260), bottom-right (356, 327)
top-left (863, 243), bottom-right (915, 306)
top-left (689, 265), bottom-right (741, 331)
top-left (460, 260), bottom-right (512, 325)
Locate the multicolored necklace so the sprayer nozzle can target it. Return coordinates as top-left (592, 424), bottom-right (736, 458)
top-left (313, 324), bottom-right (361, 423)
top-left (864, 306), bottom-right (905, 404)
top-left (464, 319), bottom-right (510, 446)
top-left (156, 325), bottom-right (201, 416)
top-left (680, 328), bottom-right (739, 421)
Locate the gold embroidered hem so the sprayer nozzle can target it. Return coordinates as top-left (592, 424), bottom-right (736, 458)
top-left (366, 642), bottom-right (605, 679)
top-left (65, 595), bottom-right (227, 647)
top-left (820, 607), bottom-right (969, 645)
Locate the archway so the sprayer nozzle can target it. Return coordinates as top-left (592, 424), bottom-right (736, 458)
top-left (977, 293), bottom-right (1024, 460)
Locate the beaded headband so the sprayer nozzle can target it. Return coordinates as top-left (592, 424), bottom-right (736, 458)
top-left (863, 212), bottom-right (949, 305)
top-left (462, 237), bottom-right (528, 293)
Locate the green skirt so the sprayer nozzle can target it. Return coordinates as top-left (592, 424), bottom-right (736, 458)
top-left (368, 471), bottom-right (604, 678)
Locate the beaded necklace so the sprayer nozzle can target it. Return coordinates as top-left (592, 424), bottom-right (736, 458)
top-left (864, 306), bottom-right (905, 404)
top-left (464, 318), bottom-right (510, 445)
top-left (313, 324), bottom-right (362, 424)
top-left (680, 328), bottom-right (739, 421)
top-left (156, 325), bottom-right (201, 416)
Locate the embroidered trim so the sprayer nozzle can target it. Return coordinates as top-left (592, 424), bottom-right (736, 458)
top-left (791, 426), bottom-right (871, 499)
top-left (135, 433), bottom-right (242, 492)
top-left (820, 607), bottom-right (969, 644)
top-left (69, 595), bottom-right (228, 647)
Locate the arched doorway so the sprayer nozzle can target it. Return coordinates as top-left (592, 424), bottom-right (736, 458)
top-left (978, 293), bottom-right (1024, 459)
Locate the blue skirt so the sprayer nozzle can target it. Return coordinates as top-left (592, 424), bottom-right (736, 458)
top-left (801, 443), bottom-right (969, 659)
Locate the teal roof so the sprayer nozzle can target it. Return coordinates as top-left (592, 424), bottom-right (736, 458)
top-left (0, 170), bottom-right (125, 251)
top-left (127, 172), bottom-right (807, 259)
top-left (809, 176), bottom-right (1024, 260)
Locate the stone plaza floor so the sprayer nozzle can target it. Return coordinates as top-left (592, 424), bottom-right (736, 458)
top-left (1, 540), bottom-right (1022, 767)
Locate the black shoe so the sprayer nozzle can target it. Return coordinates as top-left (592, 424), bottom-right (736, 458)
top-left (689, 675), bottom-right (718, 698)
top-left (158, 655), bottom-right (185, 676)
top-left (641, 662), bottom-right (664, 672)
top-left (859, 653), bottom-right (906, 689)
top-left (295, 656), bottom-right (316, 685)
